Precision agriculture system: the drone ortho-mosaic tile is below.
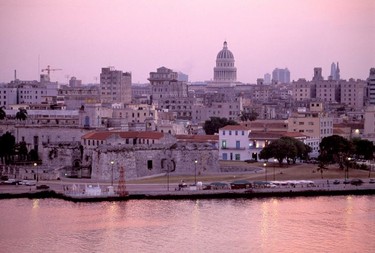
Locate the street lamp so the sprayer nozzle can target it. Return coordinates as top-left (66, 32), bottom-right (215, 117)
top-left (34, 162), bottom-right (38, 184)
top-left (273, 159), bottom-right (277, 181)
top-left (346, 157), bottom-right (351, 180)
top-left (194, 159), bottom-right (198, 185)
top-left (166, 161), bottom-right (170, 191)
top-left (263, 162), bottom-right (267, 182)
top-left (110, 161), bottom-right (114, 186)
top-left (369, 163), bottom-right (373, 178)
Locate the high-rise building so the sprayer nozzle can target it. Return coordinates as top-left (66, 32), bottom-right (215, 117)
top-left (69, 77), bottom-right (82, 87)
top-left (213, 41), bottom-right (237, 83)
top-left (264, 73), bottom-right (271, 84)
top-left (148, 66), bottom-right (188, 105)
top-left (368, 68), bottom-right (375, 105)
top-left (329, 62), bottom-right (340, 81)
top-left (272, 68), bottom-right (290, 83)
top-left (100, 67), bottom-right (132, 104)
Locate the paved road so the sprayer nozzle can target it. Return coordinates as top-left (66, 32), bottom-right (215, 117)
top-left (1, 178), bottom-right (375, 195)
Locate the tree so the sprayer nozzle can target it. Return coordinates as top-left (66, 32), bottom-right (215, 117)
top-left (352, 138), bottom-right (374, 160)
top-left (319, 135), bottom-right (354, 169)
top-left (16, 108), bottom-right (28, 121)
top-left (0, 132), bottom-right (16, 164)
top-left (0, 106), bottom-right (6, 120)
top-left (203, 117), bottom-right (238, 135)
top-left (259, 136), bottom-right (309, 166)
top-left (239, 110), bottom-right (258, 122)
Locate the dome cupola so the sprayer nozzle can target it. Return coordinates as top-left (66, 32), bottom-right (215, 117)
top-left (213, 41), bottom-right (237, 82)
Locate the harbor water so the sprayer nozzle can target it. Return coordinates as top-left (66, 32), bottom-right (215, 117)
top-left (0, 195), bottom-right (374, 253)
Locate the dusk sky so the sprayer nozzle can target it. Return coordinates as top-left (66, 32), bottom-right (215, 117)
top-left (1, 0), bottom-right (374, 84)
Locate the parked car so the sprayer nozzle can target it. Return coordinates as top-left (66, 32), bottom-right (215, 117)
top-left (36, 184), bottom-right (50, 190)
top-left (369, 179), bottom-right (375, 184)
top-left (343, 180), bottom-right (351, 184)
top-left (3, 179), bottom-right (22, 185)
top-left (22, 180), bottom-right (36, 186)
top-left (333, 180), bottom-right (340, 185)
top-left (350, 179), bottom-right (363, 186)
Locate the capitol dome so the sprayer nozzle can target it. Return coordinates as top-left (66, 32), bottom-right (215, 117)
top-left (213, 41), bottom-right (237, 82)
top-left (217, 41), bottom-right (234, 59)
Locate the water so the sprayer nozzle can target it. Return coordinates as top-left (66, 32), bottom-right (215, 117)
top-left (0, 196), bottom-right (374, 253)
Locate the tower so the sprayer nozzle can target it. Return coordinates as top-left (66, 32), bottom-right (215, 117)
top-left (213, 41), bottom-right (237, 83)
top-left (312, 67), bottom-right (323, 81)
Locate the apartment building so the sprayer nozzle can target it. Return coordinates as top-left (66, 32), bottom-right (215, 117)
top-left (100, 67), bottom-right (132, 104)
top-left (148, 67), bottom-right (188, 105)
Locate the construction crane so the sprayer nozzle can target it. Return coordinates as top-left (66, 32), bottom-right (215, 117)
top-left (41, 65), bottom-right (62, 79)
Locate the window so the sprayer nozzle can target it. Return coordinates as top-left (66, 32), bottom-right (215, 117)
top-left (147, 160), bottom-right (153, 170)
top-left (223, 131), bottom-right (225, 135)
top-left (242, 131), bottom-right (244, 136)
top-left (236, 141), bottom-right (240, 149)
top-left (222, 153), bottom-right (228, 160)
top-left (235, 154), bottom-right (241, 160)
top-left (235, 131), bottom-right (238, 135)
top-left (222, 140), bottom-right (227, 149)
top-left (229, 131), bottom-right (232, 135)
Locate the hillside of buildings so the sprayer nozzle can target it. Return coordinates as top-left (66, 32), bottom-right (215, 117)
top-left (0, 43), bottom-right (375, 182)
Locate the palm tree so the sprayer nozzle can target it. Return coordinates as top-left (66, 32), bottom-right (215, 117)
top-left (0, 106), bottom-right (6, 120)
top-left (16, 108), bottom-right (27, 121)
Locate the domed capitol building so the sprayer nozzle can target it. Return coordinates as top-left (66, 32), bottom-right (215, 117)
top-left (209, 41), bottom-right (239, 87)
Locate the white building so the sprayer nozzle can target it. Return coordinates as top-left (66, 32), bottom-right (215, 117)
top-left (219, 125), bottom-right (251, 161)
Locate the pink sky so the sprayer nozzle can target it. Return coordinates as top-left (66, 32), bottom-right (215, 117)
top-left (0, 0), bottom-right (374, 84)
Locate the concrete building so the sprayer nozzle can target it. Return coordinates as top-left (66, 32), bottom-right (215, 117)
top-left (0, 79), bottom-right (58, 108)
top-left (368, 68), bottom-right (375, 105)
top-left (192, 98), bottom-right (243, 123)
top-left (312, 67), bottom-right (324, 81)
top-left (340, 79), bottom-right (366, 109)
top-left (316, 80), bottom-right (340, 103)
top-left (58, 85), bottom-right (99, 110)
top-left (69, 77), bottom-right (82, 87)
top-left (288, 102), bottom-right (333, 140)
top-left (264, 73), bottom-right (271, 84)
top-left (364, 105), bottom-right (375, 141)
top-left (272, 68), bottom-right (290, 84)
top-left (100, 67), bottom-right (132, 104)
top-left (292, 79), bottom-right (315, 101)
top-left (148, 67), bottom-right (188, 105)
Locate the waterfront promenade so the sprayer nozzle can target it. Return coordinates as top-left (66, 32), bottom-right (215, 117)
top-left (1, 162), bottom-right (375, 201)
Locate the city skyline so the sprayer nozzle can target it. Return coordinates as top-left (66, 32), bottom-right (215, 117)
top-left (0, 0), bottom-right (374, 84)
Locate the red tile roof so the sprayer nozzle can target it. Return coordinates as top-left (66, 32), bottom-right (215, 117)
top-left (220, 125), bottom-right (251, 131)
top-left (248, 131), bottom-right (306, 140)
top-left (176, 134), bottom-right (219, 142)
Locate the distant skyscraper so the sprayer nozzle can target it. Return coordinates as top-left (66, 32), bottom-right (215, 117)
top-left (100, 67), bottom-right (132, 104)
top-left (329, 62), bottom-right (340, 80)
top-left (272, 68), bottom-right (290, 83)
top-left (368, 68), bottom-right (375, 105)
top-left (213, 41), bottom-right (237, 83)
top-left (69, 76), bottom-right (82, 87)
top-left (264, 73), bottom-right (271, 84)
